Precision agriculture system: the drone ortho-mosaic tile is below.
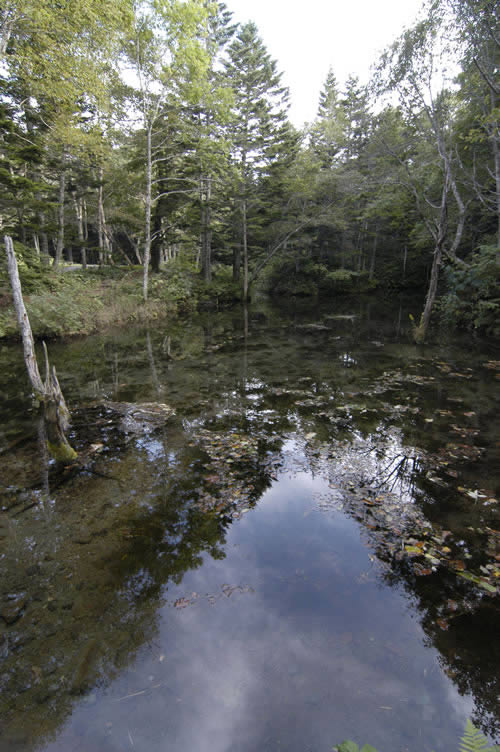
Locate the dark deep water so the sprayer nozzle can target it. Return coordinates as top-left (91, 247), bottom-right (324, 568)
top-left (0, 296), bottom-right (498, 752)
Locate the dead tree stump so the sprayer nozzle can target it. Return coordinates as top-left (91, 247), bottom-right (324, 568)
top-left (4, 235), bottom-right (77, 462)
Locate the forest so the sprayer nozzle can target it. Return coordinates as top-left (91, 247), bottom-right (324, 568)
top-left (0, 0), bottom-right (498, 342)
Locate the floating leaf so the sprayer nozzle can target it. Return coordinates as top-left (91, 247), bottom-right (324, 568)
top-left (414, 564), bottom-right (432, 576)
top-left (405, 545), bottom-right (423, 556)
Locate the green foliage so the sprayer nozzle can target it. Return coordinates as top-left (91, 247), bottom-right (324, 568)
top-left (439, 245), bottom-right (500, 336)
top-left (334, 721), bottom-right (500, 752)
top-left (458, 720), bottom-right (499, 752)
top-left (194, 266), bottom-right (242, 309)
top-left (335, 742), bottom-right (378, 752)
top-left (265, 258), bottom-right (375, 297)
top-left (0, 259), bottom-right (245, 339)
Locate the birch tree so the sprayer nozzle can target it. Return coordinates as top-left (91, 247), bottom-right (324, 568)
top-left (126, 0), bottom-right (210, 301)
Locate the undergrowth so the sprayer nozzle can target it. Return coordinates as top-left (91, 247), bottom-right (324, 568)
top-left (0, 253), bottom-right (240, 339)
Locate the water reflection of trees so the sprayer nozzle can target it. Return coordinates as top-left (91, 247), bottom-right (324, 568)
top-left (0, 419), bottom-right (281, 750)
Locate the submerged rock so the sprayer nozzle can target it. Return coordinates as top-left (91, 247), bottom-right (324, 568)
top-left (1, 596), bottom-right (28, 625)
top-left (104, 401), bottom-right (176, 434)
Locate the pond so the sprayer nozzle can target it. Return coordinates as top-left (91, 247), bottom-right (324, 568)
top-left (0, 296), bottom-right (498, 752)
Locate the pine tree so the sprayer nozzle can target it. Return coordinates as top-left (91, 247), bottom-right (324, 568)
top-left (224, 21), bottom-right (290, 299)
top-left (310, 68), bottom-right (344, 167)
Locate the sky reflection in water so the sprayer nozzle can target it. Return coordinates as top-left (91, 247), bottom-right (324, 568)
top-left (45, 467), bottom-right (473, 752)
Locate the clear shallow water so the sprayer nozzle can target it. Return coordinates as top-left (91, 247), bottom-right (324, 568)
top-left (0, 297), bottom-right (498, 752)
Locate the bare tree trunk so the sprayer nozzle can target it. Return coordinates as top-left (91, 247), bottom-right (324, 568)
top-left (54, 155), bottom-right (66, 269)
top-left (98, 167), bottom-right (111, 265)
top-left (5, 235), bottom-right (77, 461)
top-left (97, 173), bottom-right (104, 265)
top-left (5, 235), bottom-right (44, 394)
top-left (369, 228), bottom-right (378, 281)
top-left (72, 193), bottom-right (87, 269)
top-left (200, 176), bottom-right (212, 283)
top-left (143, 124), bottom-right (152, 302)
top-left (492, 110), bottom-right (500, 252)
top-left (242, 198), bottom-right (248, 301)
top-left (53, 159), bottom-right (66, 269)
top-left (413, 179), bottom-right (448, 344)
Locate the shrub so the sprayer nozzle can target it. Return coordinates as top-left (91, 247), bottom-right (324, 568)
top-left (439, 245), bottom-right (500, 337)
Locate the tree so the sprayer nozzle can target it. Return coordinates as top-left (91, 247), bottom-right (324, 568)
top-left (0, 0), bottom-right (133, 266)
top-left (375, 13), bottom-right (470, 342)
top-left (436, 0), bottom-right (500, 248)
top-left (224, 21), bottom-right (290, 300)
top-left (125, 0), bottom-right (210, 300)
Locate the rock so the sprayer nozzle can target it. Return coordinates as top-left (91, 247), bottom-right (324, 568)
top-left (1, 597), bottom-right (27, 625)
top-left (104, 401), bottom-right (175, 435)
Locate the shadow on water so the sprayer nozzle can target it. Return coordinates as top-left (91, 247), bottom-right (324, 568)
top-left (0, 295), bottom-right (498, 751)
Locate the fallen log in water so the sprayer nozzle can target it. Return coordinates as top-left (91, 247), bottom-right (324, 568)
top-left (4, 235), bottom-right (77, 462)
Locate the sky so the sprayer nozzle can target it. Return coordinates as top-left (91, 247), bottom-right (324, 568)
top-left (225, 0), bottom-right (424, 127)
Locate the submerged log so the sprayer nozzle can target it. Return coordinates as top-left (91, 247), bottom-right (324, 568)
top-left (4, 235), bottom-right (77, 462)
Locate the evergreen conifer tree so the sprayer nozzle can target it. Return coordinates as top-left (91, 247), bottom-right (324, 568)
top-left (224, 21), bottom-right (290, 299)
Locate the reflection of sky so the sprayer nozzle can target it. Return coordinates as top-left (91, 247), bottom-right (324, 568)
top-left (43, 470), bottom-right (474, 752)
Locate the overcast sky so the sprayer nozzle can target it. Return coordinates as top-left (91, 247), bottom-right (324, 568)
top-left (225, 0), bottom-right (424, 127)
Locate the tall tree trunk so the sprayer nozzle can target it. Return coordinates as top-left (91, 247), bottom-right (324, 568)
top-left (53, 154), bottom-right (66, 269)
top-left (492, 105), bottom-right (500, 253)
top-left (369, 228), bottom-right (378, 281)
top-left (200, 176), bottom-right (212, 283)
top-left (413, 179), bottom-right (448, 344)
top-left (72, 193), bottom-right (87, 269)
top-left (5, 235), bottom-right (43, 393)
top-left (38, 213), bottom-right (50, 265)
top-left (143, 124), bottom-right (152, 302)
top-left (242, 198), bottom-right (249, 301)
top-left (97, 169), bottom-right (104, 265)
top-left (151, 204), bottom-right (162, 274)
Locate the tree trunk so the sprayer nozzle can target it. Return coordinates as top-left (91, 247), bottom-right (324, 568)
top-left (72, 193), bottom-right (87, 269)
top-left (97, 169), bottom-right (105, 265)
top-left (39, 223), bottom-right (50, 266)
top-left (143, 124), bottom-right (152, 302)
top-left (200, 176), bottom-right (212, 283)
top-left (151, 203), bottom-right (162, 274)
top-left (4, 235), bottom-right (77, 461)
top-left (5, 235), bottom-right (44, 394)
top-left (242, 198), bottom-right (249, 301)
top-left (369, 228), bottom-right (378, 281)
top-left (53, 156), bottom-right (66, 269)
top-left (413, 179), bottom-right (448, 344)
top-left (492, 104), bottom-right (500, 253)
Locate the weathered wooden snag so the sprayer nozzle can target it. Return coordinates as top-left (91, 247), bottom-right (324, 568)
top-left (4, 235), bottom-right (77, 462)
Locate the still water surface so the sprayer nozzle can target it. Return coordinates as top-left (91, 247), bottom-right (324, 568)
top-left (0, 297), bottom-right (498, 752)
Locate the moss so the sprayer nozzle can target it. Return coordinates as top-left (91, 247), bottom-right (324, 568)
top-left (46, 439), bottom-right (78, 463)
